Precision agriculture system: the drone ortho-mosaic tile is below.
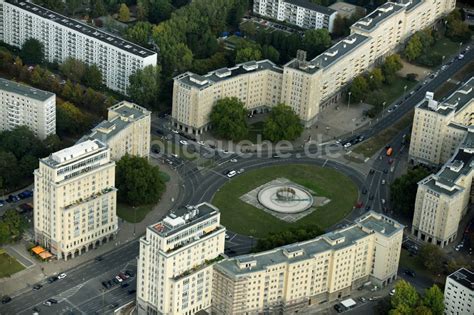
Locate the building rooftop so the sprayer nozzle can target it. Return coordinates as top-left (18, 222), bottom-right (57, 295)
top-left (0, 78), bottom-right (55, 102)
top-left (8, 0), bottom-right (156, 58)
top-left (79, 102), bottom-right (150, 144)
top-left (175, 60), bottom-right (283, 89)
top-left (396, 0), bottom-right (423, 12)
top-left (150, 203), bottom-right (219, 238)
top-left (215, 212), bottom-right (403, 277)
top-left (43, 139), bottom-right (107, 167)
top-left (311, 33), bottom-right (370, 68)
top-left (329, 1), bottom-right (366, 17)
top-left (352, 2), bottom-right (404, 32)
top-left (448, 268), bottom-right (474, 291)
top-left (286, 0), bottom-right (336, 16)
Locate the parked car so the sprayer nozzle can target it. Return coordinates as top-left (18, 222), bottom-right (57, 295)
top-left (33, 284), bottom-right (43, 290)
top-left (57, 273), bottom-right (67, 279)
top-left (47, 276), bottom-right (58, 283)
top-left (118, 272), bottom-right (129, 280)
top-left (230, 158), bottom-right (238, 163)
top-left (102, 281), bottom-right (111, 289)
top-left (237, 168), bottom-right (245, 174)
top-left (179, 140), bottom-right (188, 145)
top-left (121, 282), bottom-right (130, 288)
top-left (125, 270), bottom-right (135, 277)
top-left (128, 289), bottom-right (137, 295)
top-left (334, 303), bottom-right (345, 313)
top-left (390, 288), bottom-right (396, 296)
top-left (404, 269), bottom-right (416, 277)
top-left (95, 256), bottom-right (103, 262)
top-left (115, 275), bottom-right (123, 283)
top-left (226, 170), bottom-right (237, 178)
top-left (1, 296), bottom-right (12, 304)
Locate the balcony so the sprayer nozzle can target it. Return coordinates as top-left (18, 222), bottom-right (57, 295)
top-left (63, 187), bottom-right (116, 210)
top-left (172, 255), bottom-right (224, 281)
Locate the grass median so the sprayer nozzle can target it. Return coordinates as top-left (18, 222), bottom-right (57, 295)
top-left (212, 164), bottom-right (358, 238)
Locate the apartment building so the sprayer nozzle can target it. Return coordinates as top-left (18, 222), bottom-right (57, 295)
top-left (444, 268), bottom-right (474, 315)
top-left (0, 0), bottom-right (157, 94)
top-left (409, 78), bottom-right (474, 166)
top-left (411, 129), bottom-right (473, 247)
top-left (172, 0), bottom-right (455, 135)
top-left (137, 203), bottom-right (226, 315)
top-left (253, 0), bottom-right (337, 32)
top-left (79, 101), bottom-right (151, 161)
top-left (34, 139), bottom-right (117, 260)
top-left (212, 212), bottom-right (404, 315)
top-left (0, 78), bottom-right (55, 139)
top-left (328, 2), bottom-right (366, 18)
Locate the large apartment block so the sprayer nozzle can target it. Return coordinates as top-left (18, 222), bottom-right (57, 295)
top-left (0, 0), bottom-right (157, 94)
top-left (0, 78), bottom-right (55, 139)
top-left (410, 78), bottom-right (474, 247)
top-left (34, 139), bottom-right (118, 260)
top-left (172, 0), bottom-right (455, 135)
top-left (444, 268), bottom-right (474, 315)
top-left (409, 78), bottom-right (474, 166)
top-left (212, 212), bottom-right (404, 314)
top-left (137, 203), bottom-right (226, 315)
top-left (253, 0), bottom-right (337, 32)
top-left (79, 101), bottom-right (151, 161)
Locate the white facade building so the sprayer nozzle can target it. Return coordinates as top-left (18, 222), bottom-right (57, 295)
top-left (253, 0), bottom-right (337, 32)
top-left (34, 139), bottom-right (118, 260)
top-left (0, 0), bottom-right (157, 94)
top-left (444, 268), bottom-right (474, 315)
top-left (137, 203), bottom-right (226, 315)
top-left (0, 78), bottom-right (55, 139)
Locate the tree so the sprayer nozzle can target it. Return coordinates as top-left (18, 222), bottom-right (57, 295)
top-left (127, 65), bottom-right (161, 110)
top-left (412, 305), bottom-right (433, 315)
top-left (65, 0), bottom-right (81, 16)
top-left (125, 22), bottom-right (152, 47)
top-left (405, 34), bottom-right (423, 61)
top-left (349, 75), bottom-right (369, 102)
top-left (0, 151), bottom-right (19, 189)
top-left (235, 47), bottom-right (262, 63)
top-left (56, 101), bottom-right (92, 136)
top-left (118, 3), bottom-right (130, 22)
top-left (303, 29), bottom-right (332, 58)
top-left (2, 209), bottom-right (24, 240)
top-left (116, 155), bottom-right (165, 206)
top-left (149, 0), bottom-right (174, 24)
top-left (391, 280), bottom-right (420, 311)
top-left (136, 0), bottom-right (148, 21)
top-left (369, 68), bottom-right (385, 89)
top-left (91, 0), bottom-right (106, 18)
top-left (446, 10), bottom-right (472, 42)
top-left (209, 97), bottom-right (248, 141)
top-left (263, 104), bottom-right (303, 142)
top-left (60, 58), bottom-right (86, 83)
top-left (82, 64), bottom-right (103, 89)
top-left (423, 285), bottom-right (444, 315)
top-left (419, 244), bottom-right (444, 273)
top-left (241, 21), bottom-right (257, 37)
top-left (0, 221), bottom-right (10, 244)
top-left (0, 126), bottom-right (45, 160)
top-left (20, 39), bottom-right (44, 65)
top-left (332, 14), bottom-right (347, 37)
top-left (382, 54), bottom-right (403, 76)
top-left (390, 167), bottom-right (430, 216)
top-left (261, 45), bottom-right (280, 63)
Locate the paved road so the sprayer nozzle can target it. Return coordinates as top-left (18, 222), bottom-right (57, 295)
top-left (0, 241), bottom-right (139, 315)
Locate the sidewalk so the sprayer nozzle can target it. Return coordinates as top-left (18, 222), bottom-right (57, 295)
top-left (0, 162), bottom-right (181, 297)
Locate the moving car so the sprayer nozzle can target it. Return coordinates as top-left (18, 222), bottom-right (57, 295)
top-left (226, 170), bottom-right (237, 178)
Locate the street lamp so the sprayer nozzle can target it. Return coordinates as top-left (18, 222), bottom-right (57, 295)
top-left (403, 85), bottom-right (407, 97)
top-left (381, 101), bottom-right (386, 118)
top-left (347, 91), bottom-right (352, 109)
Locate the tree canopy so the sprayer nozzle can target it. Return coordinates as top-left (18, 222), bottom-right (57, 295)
top-left (390, 166), bottom-right (430, 216)
top-left (445, 9), bottom-right (472, 42)
top-left (263, 104), bottom-right (303, 142)
top-left (389, 281), bottom-right (444, 315)
top-left (209, 97), bottom-right (248, 141)
top-left (118, 3), bottom-right (130, 22)
top-left (127, 65), bottom-right (162, 110)
top-left (116, 155), bottom-right (166, 207)
top-left (0, 209), bottom-right (26, 245)
top-left (20, 39), bottom-right (44, 65)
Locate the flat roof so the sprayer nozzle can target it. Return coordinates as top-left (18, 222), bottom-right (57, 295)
top-left (0, 78), bottom-right (54, 101)
top-left (286, 0), bottom-right (336, 16)
top-left (448, 268), bottom-right (474, 291)
top-left (150, 203), bottom-right (219, 238)
top-left (43, 139), bottom-right (106, 167)
top-left (215, 212), bottom-right (402, 277)
top-left (397, 0), bottom-right (423, 12)
top-left (352, 2), bottom-right (404, 32)
top-left (311, 33), bottom-right (369, 68)
top-left (175, 60), bottom-right (283, 90)
top-left (8, 0), bottom-right (156, 58)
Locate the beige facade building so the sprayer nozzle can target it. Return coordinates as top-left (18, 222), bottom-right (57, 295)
top-left (137, 203), bottom-right (226, 315)
top-left (80, 101), bottom-right (151, 161)
top-left (172, 0), bottom-right (455, 135)
top-left (409, 78), bottom-right (474, 166)
top-left (410, 78), bottom-right (474, 247)
top-left (0, 78), bottom-right (55, 139)
top-left (213, 212), bottom-right (404, 315)
top-left (444, 268), bottom-right (474, 315)
top-left (34, 139), bottom-right (117, 260)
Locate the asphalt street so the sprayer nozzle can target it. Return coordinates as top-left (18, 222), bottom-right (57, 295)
top-left (0, 241), bottom-right (139, 315)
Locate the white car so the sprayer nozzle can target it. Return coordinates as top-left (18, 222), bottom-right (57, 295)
top-left (237, 168), bottom-right (245, 174)
top-left (227, 170), bottom-right (237, 178)
top-left (343, 142), bottom-right (352, 149)
top-left (230, 158), bottom-right (238, 163)
top-left (381, 179), bottom-right (386, 185)
top-left (179, 140), bottom-right (188, 145)
top-left (225, 233), bottom-right (230, 240)
top-left (197, 141), bottom-right (205, 145)
top-left (171, 129), bottom-right (179, 134)
top-left (390, 289), bottom-right (396, 296)
top-left (58, 273), bottom-right (67, 279)
top-left (115, 275), bottom-right (123, 283)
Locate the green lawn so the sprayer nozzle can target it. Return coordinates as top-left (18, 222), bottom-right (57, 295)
top-left (212, 164), bottom-right (358, 238)
top-left (430, 36), bottom-right (460, 59)
top-left (353, 110), bottom-right (414, 158)
top-left (117, 203), bottom-right (154, 223)
top-left (368, 77), bottom-right (418, 107)
top-left (0, 251), bottom-right (25, 278)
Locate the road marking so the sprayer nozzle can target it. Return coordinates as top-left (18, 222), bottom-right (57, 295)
top-left (322, 159), bottom-right (328, 167)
